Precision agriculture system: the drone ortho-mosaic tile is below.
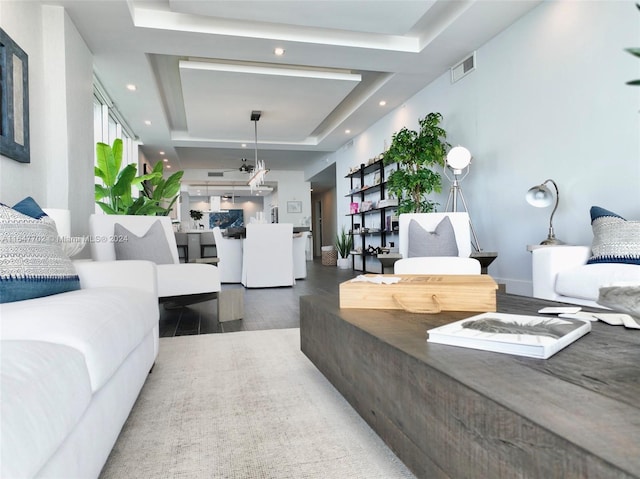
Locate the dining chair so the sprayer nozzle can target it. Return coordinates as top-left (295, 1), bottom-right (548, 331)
top-left (199, 231), bottom-right (217, 259)
top-left (241, 223), bottom-right (294, 288)
top-left (212, 227), bottom-right (243, 283)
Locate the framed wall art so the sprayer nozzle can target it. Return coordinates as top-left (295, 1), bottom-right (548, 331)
top-left (287, 201), bottom-right (302, 214)
top-left (0, 28), bottom-right (30, 163)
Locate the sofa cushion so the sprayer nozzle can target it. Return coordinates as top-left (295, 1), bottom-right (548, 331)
top-left (114, 220), bottom-right (174, 265)
top-left (408, 217), bottom-right (458, 258)
top-left (587, 206), bottom-right (640, 265)
top-left (0, 198), bottom-right (80, 303)
top-left (1, 340), bottom-right (92, 479)
top-left (556, 263), bottom-right (640, 301)
top-left (0, 287), bottom-right (158, 392)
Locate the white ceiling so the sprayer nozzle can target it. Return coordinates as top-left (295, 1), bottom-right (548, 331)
top-left (47, 0), bottom-right (542, 191)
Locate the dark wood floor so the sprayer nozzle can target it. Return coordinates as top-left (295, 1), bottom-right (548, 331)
top-left (159, 259), bottom-right (356, 337)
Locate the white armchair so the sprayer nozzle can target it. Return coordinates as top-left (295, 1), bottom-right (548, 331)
top-left (212, 227), bottom-right (243, 283)
top-left (395, 212), bottom-right (480, 274)
top-left (89, 214), bottom-right (220, 302)
top-left (242, 223), bottom-right (294, 288)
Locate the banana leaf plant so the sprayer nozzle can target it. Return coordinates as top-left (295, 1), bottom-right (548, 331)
top-left (95, 139), bottom-right (183, 215)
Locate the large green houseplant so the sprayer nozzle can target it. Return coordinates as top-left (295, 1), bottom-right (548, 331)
top-left (383, 112), bottom-right (449, 213)
top-left (95, 139), bottom-right (183, 215)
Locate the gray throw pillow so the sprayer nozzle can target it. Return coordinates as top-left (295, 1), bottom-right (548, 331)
top-left (407, 217), bottom-right (459, 258)
top-left (114, 220), bottom-right (174, 265)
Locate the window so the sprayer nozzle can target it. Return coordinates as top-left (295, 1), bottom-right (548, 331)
top-left (93, 76), bottom-right (141, 212)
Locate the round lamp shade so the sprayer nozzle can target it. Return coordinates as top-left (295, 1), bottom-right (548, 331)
top-left (526, 184), bottom-right (553, 207)
top-left (446, 146), bottom-right (471, 170)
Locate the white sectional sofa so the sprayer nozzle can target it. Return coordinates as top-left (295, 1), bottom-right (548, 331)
top-left (532, 245), bottom-right (640, 307)
top-left (1, 260), bottom-right (159, 479)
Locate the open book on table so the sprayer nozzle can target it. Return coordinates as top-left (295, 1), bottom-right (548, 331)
top-left (427, 312), bottom-right (591, 359)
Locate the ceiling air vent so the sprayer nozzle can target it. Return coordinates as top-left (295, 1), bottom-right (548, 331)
top-left (207, 172), bottom-right (224, 177)
top-left (450, 52), bottom-right (476, 84)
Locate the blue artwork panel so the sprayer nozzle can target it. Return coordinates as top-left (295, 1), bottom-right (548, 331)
top-left (209, 209), bottom-right (244, 229)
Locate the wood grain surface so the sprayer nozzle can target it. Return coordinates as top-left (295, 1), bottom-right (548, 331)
top-left (300, 293), bottom-right (640, 479)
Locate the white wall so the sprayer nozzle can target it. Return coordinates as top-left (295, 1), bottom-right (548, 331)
top-left (334, 1), bottom-right (640, 294)
top-left (0, 3), bottom-right (94, 238)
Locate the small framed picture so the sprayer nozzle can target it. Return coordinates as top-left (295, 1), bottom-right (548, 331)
top-left (373, 171), bottom-right (381, 185)
top-left (287, 201), bottom-right (302, 213)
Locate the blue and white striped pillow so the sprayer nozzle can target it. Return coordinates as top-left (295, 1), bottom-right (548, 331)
top-left (587, 206), bottom-right (640, 265)
top-left (0, 197), bottom-right (80, 303)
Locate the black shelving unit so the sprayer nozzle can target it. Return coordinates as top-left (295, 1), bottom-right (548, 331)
top-left (345, 158), bottom-right (398, 272)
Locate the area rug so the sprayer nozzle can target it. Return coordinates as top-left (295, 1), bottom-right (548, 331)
top-left (99, 329), bottom-right (415, 479)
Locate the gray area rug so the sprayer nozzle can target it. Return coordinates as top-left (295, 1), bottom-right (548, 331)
top-left (100, 329), bottom-right (415, 479)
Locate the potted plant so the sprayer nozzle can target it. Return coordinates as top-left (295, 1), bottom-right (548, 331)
top-left (95, 138), bottom-right (183, 215)
top-left (335, 226), bottom-right (354, 269)
top-left (383, 112), bottom-right (449, 213)
top-left (190, 209), bottom-right (204, 229)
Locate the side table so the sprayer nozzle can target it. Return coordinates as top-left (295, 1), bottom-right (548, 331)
top-left (377, 253), bottom-right (402, 274)
top-left (470, 251), bottom-right (498, 275)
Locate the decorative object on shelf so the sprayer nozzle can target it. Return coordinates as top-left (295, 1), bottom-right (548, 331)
top-left (335, 226), bottom-right (354, 269)
top-left (350, 202), bottom-right (359, 214)
top-left (443, 145), bottom-right (481, 252)
top-left (95, 139), bottom-right (183, 215)
top-left (378, 198), bottom-right (398, 208)
top-left (247, 110), bottom-right (268, 191)
top-left (0, 28), bottom-right (30, 163)
top-left (383, 112), bottom-right (449, 213)
top-left (526, 178), bottom-right (563, 245)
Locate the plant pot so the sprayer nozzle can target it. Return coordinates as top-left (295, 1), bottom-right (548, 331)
top-left (336, 257), bottom-right (351, 269)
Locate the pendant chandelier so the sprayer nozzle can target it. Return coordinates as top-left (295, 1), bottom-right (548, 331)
top-left (248, 110), bottom-right (267, 191)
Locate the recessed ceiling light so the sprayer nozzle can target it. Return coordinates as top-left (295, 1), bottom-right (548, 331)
top-left (163, 158), bottom-right (168, 162)
top-left (241, 143), bottom-right (247, 148)
top-left (166, 165), bottom-right (171, 168)
top-left (144, 120), bottom-right (152, 126)
top-left (126, 84), bottom-right (137, 91)
top-left (379, 100), bottom-right (387, 106)
top-left (274, 47), bottom-right (285, 56)
top-left (345, 129), bottom-right (351, 134)
top-left (159, 151), bottom-right (165, 155)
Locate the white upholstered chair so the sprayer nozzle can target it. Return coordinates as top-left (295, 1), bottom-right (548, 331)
top-left (89, 214), bottom-right (221, 302)
top-left (242, 223), bottom-right (294, 288)
top-left (395, 212), bottom-right (480, 275)
top-left (212, 227), bottom-right (243, 283)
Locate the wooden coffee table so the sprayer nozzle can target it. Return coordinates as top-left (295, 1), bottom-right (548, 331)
top-left (300, 293), bottom-right (640, 479)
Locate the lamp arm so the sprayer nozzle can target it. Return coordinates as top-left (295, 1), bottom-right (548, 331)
top-left (544, 178), bottom-right (559, 234)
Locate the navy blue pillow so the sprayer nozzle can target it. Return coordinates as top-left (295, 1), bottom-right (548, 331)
top-left (12, 196), bottom-right (48, 220)
top-left (587, 206), bottom-right (640, 265)
top-left (0, 199), bottom-right (80, 303)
